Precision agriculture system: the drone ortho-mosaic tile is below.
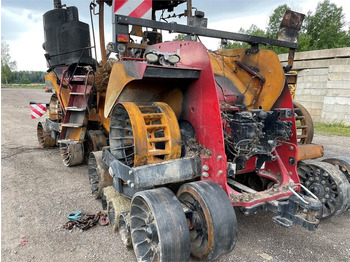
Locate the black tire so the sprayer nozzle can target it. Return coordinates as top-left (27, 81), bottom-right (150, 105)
top-left (298, 161), bottom-right (349, 219)
top-left (130, 187), bottom-right (190, 262)
top-left (177, 180), bottom-right (238, 260)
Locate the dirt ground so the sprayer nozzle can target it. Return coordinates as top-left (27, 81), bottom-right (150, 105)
top-left (1, 88), bottom-right (350, 262)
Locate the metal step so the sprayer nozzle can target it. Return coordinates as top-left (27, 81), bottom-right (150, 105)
top-left (70, 92), bottom-right (85, 96)
top-left (66, 107), bottom-right (86, 112)
top-left (61, 123), bottom-right (84, 128)
top-left (58, 139), bottom-right (79, 144)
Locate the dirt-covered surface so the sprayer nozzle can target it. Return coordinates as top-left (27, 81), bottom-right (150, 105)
top-left (2, 89), bottom-right (350, 262)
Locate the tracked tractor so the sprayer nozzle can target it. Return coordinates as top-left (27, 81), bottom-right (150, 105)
top-left (37, 0), bottom-right (350, 261)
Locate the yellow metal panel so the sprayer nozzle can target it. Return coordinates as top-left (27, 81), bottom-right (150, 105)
top-left (45, 72), bottom-right (70, 108)
top-left (104, 63), bottom-right (135, 118)
top-left (209, 49), bottom-right (285, 111)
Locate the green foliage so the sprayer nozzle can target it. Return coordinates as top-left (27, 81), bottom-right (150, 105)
top-left (314, 122), bottom-right (350, 136)
top-left (173, 34), bottom-right (185, 41)
top-left (304, 0), bottom-right (350, 50)
top-left (221, 25), bottom-right (267, 49)
top-left (13, 71), bottom-right (46, 84)
top-left (20, 76), bottom-right (31, 84)
top-left (220, 1), bottom-right (350, 53)
top-left (267, 4), bottom-right (290, 38)
top-left (1, 38), bottom-right (17, 84)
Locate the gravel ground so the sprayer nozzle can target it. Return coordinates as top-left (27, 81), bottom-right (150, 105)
top-left (2, 88), bottom-right (350, 262)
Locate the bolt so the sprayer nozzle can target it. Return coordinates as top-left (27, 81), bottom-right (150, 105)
top-left (325, 187), bottom-right (330, 192)
top-left (289, 146), bottom-right (294, 150)
top-left (305, 181), bottom-right (310, 186)
top-left (321, 198), bottom-right (326, 203)
top-left (315, 176), bottom-right (320, 181)
top-left (218, 170), bottom-right (223, 175)
top-left (130, 183), bottom-right (135, 189)
top-left (217, 155), bottom-right (223, 160)
top-left (129, 170), bottom-right (132, 175)
top-left (325, 194), bottom-right (329, 198)
top-left (309, 177), bottom-right (314, 181)
top-left (303, 209), bottom-right (308, 213)
top-left (202, 165), bottom-right (209, 171)
top-left (202, 172), bottom-right (209, 178)
top-left (127, 180), bottom-right (131, 186)
top-left (288, 171), bottom-right (293, 176)
top-left (321, 180), bottom-right (326, 185)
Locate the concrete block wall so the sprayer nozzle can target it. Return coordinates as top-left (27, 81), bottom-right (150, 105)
top-left (279, 48), bottom-right (350, 125)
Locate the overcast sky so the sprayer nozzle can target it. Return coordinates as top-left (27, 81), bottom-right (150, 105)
top-left (1, 0), bottom-right (349, 71)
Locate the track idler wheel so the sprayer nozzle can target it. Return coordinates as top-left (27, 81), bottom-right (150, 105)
top-left (118, 211), bottom-right (132, 247)
top-left (130, 188), bottom-right (190, 262)
top-left (293, 101), bottom-right (314, 144)
top-left (177, 181), bottom-right (238, 261)
top-left (322, 156), bottom-right (350, 209)
top-left (298, 161), bottom-right (350, 219)
top-left (37, 122), bottom-right (56, 148)
top-left (85, 130), bottom-right (108, 154)
top-left (59, 143), bottom-right (84, 167)
top-left (101, 186), bottom-right (131, 231)
top-left (109, 102), bottom-right (181, 167)
top-left (49, 93), bottom-right (63, 121)
top-left (88, 151), bottom-right (113, 199)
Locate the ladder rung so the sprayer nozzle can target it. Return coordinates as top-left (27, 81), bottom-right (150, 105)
top-left (70, 92), bottom-right (85, 96)
top-left (61, 123), bottom-right (83, 128)
top-left (110, 136), bottom-right (134, 140)
top-left (58, 139), bottom-right (79, 144)
top-left (66, 107), bottom-right (86, 112)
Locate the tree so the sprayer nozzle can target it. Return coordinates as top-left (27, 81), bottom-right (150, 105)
top-left (267, 4), bottom-right (291, 39)
top-left (173, 34), bottom-right (185, 41)
top-left (304, 0), bottom-right (350, 50)
top-left (222, 25), bottom-right (267, 49)
top-left (1, 39), bottom-right (17, 84)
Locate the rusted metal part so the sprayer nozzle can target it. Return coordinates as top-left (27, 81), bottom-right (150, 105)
top-left (293, 101), bottom-right (314, 144)
top-left (63, 212), bottom-right (104, 230)
top-left (297, 144), bottom-right (323, 161)
top-left (98, 1), bottom-right (107, 66)
top-left (210, 48), bottom-right (285, 111)
top-left (88, 151), bottom-right (113, 199)
top-left (298, 161), bottom-right (350, 219)
top-left (85, 130), bottom-right (107, 156)
top-left (278, 10), bottom-right (305, 44)
top-left (49, 93), bottom-right (63, 121)
top-left (59, 143), bottom-right (84, 167)
top-left (109, 102), bottom-right (181, 167)
top-left (130, 188), bottom-right (190, 262)
top-left (177, 181), bottom-right (237, 261)
top-left (37, 122), bottom-right (57, 148)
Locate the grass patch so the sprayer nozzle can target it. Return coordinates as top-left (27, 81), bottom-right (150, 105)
top-left (1, 84), bottom-right (45, 89)
top-left (314, 122), bottom-right (350, 136)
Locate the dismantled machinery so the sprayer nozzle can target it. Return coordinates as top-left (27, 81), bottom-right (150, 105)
top-left (37, 0), bottom-right (350, 261)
